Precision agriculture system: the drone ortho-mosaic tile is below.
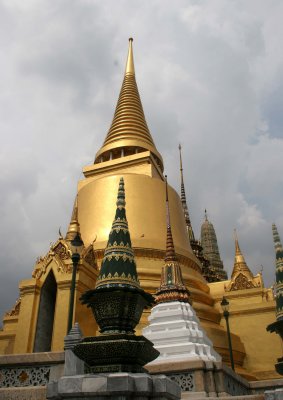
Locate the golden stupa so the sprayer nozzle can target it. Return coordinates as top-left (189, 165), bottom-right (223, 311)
top-left (0, 39), bottom-right (280, 380)
top-left (79, 39), bottom-right (246, 368)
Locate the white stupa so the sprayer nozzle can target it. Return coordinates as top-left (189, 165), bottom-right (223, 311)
top-left (143, 179), bottom-right (220, 364)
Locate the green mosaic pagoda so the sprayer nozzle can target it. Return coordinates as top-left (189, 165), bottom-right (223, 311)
top-left (95, 177), bottom-right (140, 290)
top-left (267, 223), bottom-right (283, 375)
top-left (75, 177), bottom-right (158, 372)
top-left (272, 223), bottom-right (283, 321)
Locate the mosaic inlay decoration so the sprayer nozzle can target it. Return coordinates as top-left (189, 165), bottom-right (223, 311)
top-left (0, 366), bottom-right (50, 387)
top-left (168, 372), bottom-right (194, 391)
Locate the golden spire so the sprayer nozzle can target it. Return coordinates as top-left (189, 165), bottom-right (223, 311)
top-left (125, 37), bottom-right (135, 75)
top-left (231, 229), bottom-right (254, 280)
top-left (234, 229), bottom-right (246, 264)
top-left (65, 196), bottom-right (81, 242)
top-left (95, 38), bottom-right (163, 170)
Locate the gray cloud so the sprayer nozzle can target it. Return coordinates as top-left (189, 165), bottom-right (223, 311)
top-left (0, 0), bottom-right (282, 321)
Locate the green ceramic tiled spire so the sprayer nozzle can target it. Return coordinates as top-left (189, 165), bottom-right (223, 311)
top-left (272, 223), bottom-right (283, 321)
top-left (95, 177), bottom-right (140, 290)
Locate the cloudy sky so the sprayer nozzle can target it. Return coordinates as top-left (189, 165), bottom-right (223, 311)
top-left (0, 0), bottom-right (283, 321)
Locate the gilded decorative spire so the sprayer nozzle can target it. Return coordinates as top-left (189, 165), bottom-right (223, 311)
top-left (234, 229), bottom-right (246, 265)
top-left (178, 144), bottom-right (195, 241)
top-left (95, 177), bottom-right (140, 290)
top-left (155, 176), bottom-right (191, 304)
top-left (95, 39), bottom-right (163, 170)
top-left (231, 230), bottom-right (254, 280)
top-left (272, 223), bottom-right (283, 320)
top-left (201, 211), bottom-right (228, 281)
top-left (125, 37), bottom-right (135, 75)
top-left (65, 196), bottom-right (81, 242)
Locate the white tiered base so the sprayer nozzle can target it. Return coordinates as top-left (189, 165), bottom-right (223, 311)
top-left (143, 301), bottom-right (221, 363)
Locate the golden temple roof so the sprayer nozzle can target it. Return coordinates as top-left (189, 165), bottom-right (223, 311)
top-left (95, 38), bottom-right (163, 170)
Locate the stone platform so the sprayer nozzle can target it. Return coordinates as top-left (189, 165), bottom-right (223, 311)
top-left (1, 351), bottom-right (283, 400)
top-left (47, 372), bottom-right (181, 400)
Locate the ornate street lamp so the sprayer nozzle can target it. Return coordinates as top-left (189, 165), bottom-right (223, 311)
top-left (221, 296), bottom-right (235, 371)
top-left (67, 232), bottom-right (84, 334)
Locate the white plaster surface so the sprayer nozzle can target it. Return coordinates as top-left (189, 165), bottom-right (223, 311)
top-left (143, 301), bottom-right (221, 363)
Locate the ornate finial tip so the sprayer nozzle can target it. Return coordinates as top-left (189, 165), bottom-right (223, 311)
top-left (204, 209), bottom-right (208, 221)
top-left (129, 37), bottom-right (133, 42)
top-left (234, 228), bottom-right (238, 241)
top-left (117, 177), bottom-right (126, 207)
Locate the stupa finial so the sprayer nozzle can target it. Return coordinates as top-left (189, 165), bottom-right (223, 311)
top-left (234, 229), bottom-right (242, 258)
top-left (125, 37), bottom-right (135, 75)
top-left (65, 196), bottom-right (81, 242)
top-left (204, 209), bottom-right (208, 221)
top-left (233, 229), bottom-right (246, 265)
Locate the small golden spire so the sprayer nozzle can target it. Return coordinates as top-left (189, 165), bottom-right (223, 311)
top-left (65, 196), bottom-right (81, 242)
top-left (234, 229), bottom-right (245, 264)
top-left (231, 230), bottom-right (253, 280)
top-left (125, 38), bottom-right (135, 75)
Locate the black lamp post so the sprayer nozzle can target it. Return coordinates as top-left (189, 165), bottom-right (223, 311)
top-left (67, 232), bottom-right (84, 334)
top-left (221, 296), bottom-right (235, 371)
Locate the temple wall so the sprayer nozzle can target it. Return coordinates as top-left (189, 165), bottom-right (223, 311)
top-left (0, 255), bottom-right (98, 355)
top-left (210, 281), bottom-right (281, 380)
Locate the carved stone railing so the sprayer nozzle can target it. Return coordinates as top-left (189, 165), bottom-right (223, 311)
top-left (0, 352), bottom-right (64, 400)
top-left (222, 364), bottom-right (250, 396)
